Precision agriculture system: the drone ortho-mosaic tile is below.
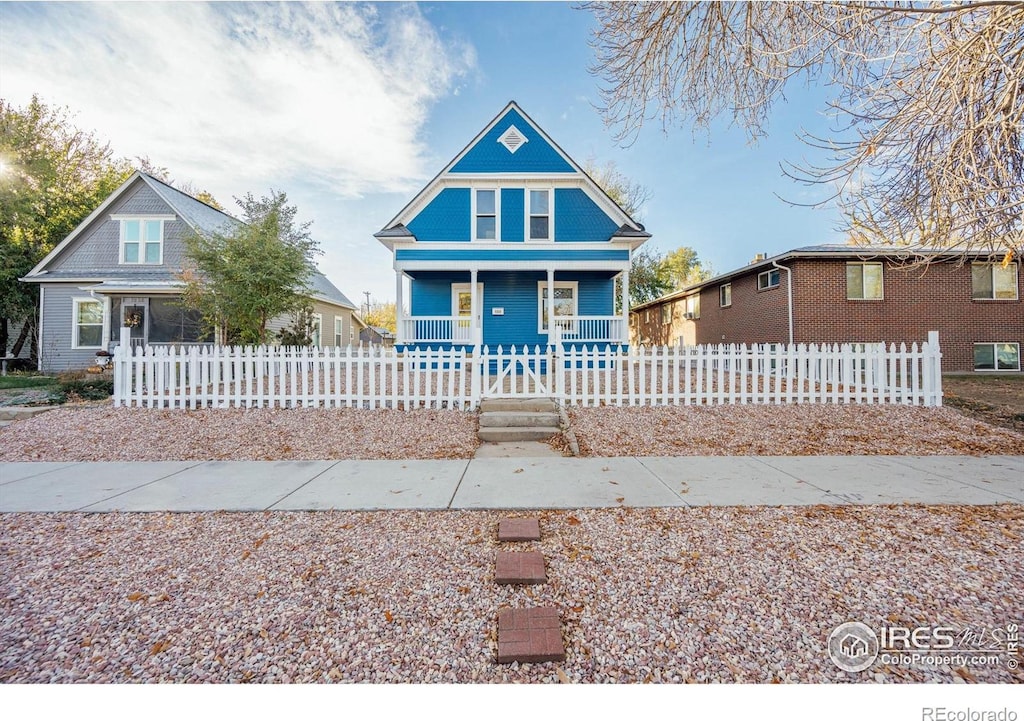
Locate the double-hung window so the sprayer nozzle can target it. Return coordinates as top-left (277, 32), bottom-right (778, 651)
top-left (118, 217), bottom-right (167, 264)
top-left (971, 263), bottom-right (1018, 300)
top-left (311, 314), bottom-right (323, 347)
top-left (720, 284), bottom-right (732, 307)
top-left (528, 189), bottom-right (552, 240)
top-left (475, 189), bottom-right (497, 240)
top-left (538, 281), bottom-right (577, 332)
top-left (847, 262), bottom-right (883, 300)
top-left (334, 318), bottom-right (344, 347)
top-left (72, 298), bottom-right (106, 349)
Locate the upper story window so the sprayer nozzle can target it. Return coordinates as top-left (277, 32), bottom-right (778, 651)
top-left (971, 262), bottom-right (1018, 300)
top-left (528, 189), bottom-right (552, 241)
top-left (720, 284), bottom-right (732, 307)
top-left (846, 262), bottom-right (883, 300)
top-left (661, 303), bottom-right (672, 325)
top-left (118, 217), bottom-right (167, 264)
top-left (758, 269), bottom-right (780, 290)
top-left (684, 294), bottom-right (700, 319)
top-left (474, 189), bottom-right (497, 240)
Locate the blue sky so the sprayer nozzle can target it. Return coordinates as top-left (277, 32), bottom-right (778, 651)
top-left (1, 1), bottom-right (844, 308)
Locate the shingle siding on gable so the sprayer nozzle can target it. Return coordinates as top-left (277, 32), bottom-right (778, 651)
top-left (449, 109), bottom-right (575, 174)
top-left (554, 188), bottom-right (619, 242)
top-left (501, 188), bottom-right (524, 242)
top-left (406, 188), bottom-right (471, 241)
top-left (50, 181), bottom-right (187, 273)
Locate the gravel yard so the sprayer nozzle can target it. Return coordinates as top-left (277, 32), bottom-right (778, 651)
top-left (0, 407), bottom-right (480, 462)
top-left (0, 505), bottom-right (1020, 683)
top-left (559, 405), bottom-right (1024, 457)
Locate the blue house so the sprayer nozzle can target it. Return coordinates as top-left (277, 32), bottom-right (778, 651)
top-left (375, 101), bottom-right (650, 350)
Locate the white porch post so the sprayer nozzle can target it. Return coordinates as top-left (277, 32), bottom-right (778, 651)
top-left (470, 268), bottom-right (480, 347)
top-left (620, 267), bottom-right (630, 345)
top-left (546, 268), bottom-right (555, 348)
top-left (395, 270), bottom-right (405, 345)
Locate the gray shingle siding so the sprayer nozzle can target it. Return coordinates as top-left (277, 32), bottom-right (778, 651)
top-left (49, 180), bottom-right (190, 273)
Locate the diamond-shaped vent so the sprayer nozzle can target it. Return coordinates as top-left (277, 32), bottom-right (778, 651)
top-left (498, 125), bottom-right (528, 154)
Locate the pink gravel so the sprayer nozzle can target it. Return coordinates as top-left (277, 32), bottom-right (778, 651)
top-left (1, 506), bottom-right (1020, 683)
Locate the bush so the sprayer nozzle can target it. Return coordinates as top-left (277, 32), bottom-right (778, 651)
top-left (49, 371), bottom-right (114, 403)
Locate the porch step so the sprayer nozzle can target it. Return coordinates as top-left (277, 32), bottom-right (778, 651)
top-left (478, 426), bottom-right (562, 443)
top-left (479, 398), bottom-right (558, 414)
top-left (479, 412), bottom-right (560, 428)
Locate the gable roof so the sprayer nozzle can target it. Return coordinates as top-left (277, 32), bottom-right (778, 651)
top-left (25, 171), bottom-right (243, 277)
top-left (375, 101), bottom-right (648, 244)
top-left (308, 271), bottom-right (356, 310)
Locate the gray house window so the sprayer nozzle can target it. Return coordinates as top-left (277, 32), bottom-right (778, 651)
top-left (119, 218), bottom-right (166, 264)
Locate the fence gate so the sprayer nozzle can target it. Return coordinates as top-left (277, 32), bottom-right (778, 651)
top-left (478, 345), bottom-right (553, 398)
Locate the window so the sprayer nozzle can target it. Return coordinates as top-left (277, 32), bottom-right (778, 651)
top-left (119, 218), bottom-right (166, 264)
top-left (538, 281), bottom-right (577, 332)
top-left (72, 298), bottom-right (105, 349)
top-left (311, 314), bottom-right (323, 347)
top-left (528, 189), bottom-right (551, 240)
top-left (475, 189), bottom-right (497, 240)
top-left (335, 317), bottom-right (344, 347)
top-left (661, 304), bottom-right (672, 325)
top-left (847, 262), bottom-right (884, 300)
top-left (974, 343), bottom-right (1020, 371)
top-left (148, 298), bottom-right (208, 343)
top-left (758, 269), bottom-right (780, 290)
top-left (971, 263), bottom-right (1018, 300)
top-left (683, 294), bottom-right (700, 320)
top-left (720, 284), bottom-right (732, 307)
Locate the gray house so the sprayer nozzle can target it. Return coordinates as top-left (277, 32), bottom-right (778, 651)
top-left (21, 172), bottom-right (362, 372)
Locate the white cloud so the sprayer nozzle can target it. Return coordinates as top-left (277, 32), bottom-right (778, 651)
top-left (0, 2), bottom-right (475, 200)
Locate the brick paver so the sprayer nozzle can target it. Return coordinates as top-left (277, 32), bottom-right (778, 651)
top-left (495, 551), bottom-right (546, 585)
top-left (496, 607), bottom-right (565, 664)
top-left (498, 517), bottom-right (541, 542)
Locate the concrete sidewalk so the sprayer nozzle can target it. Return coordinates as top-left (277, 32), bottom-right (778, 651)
top-left (1, 456), bottom-right (1020, 512)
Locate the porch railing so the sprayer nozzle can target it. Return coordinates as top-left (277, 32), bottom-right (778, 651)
top-left (398, 315), bottom-right (626, 344)
top-left (553, 316), bottom-right (625, 343)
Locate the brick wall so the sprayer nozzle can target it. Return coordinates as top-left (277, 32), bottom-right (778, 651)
top-left (630, 257), bottom-right (1022, 372)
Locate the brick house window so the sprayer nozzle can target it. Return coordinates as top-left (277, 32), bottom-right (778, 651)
top-left (974, 343), bottom-right (1020, 371)
top-left (719, 284), bottom-right (732, 307)
top-left (846, 262), bottom-right (883, 300)
top-left (971, 263), bottom-right (1018, 300)
top-left (661, 304), bottom-right (672, 325)
top-left (757, 269), bottom-right (780, 290)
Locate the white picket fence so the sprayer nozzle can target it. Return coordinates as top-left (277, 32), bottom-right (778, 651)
top-left (112, 330), bottom-right (942, 410)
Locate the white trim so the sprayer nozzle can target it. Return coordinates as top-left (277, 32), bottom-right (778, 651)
top-left (397, 259), bottom-right (630, 273)
top-left (719, 283), bottom-right (732, 308)
top-left (526, 188), bottom-right (553, 242)
top-left (311, 313), bottom-right (323, 347)
top-left (757, 269), bottom-right (780, 290)
top-left (37, 285), bottom-right (44, 371)
top-left (379, 102), bottom-right (644, 235)
top-left (71, 296), bottom-right (109, 350)
top-left (846, 262), bottom-right (885, 300)
top-left (537, 280), bottom-right (578, 333)
top-left (110, 214), bottom-right (175, 221)
top-left (973, 342), bottom-right (1021, 372)
top-left (118, 217), bottom-right (166, 265)
top-left (334, 317), bottom-right (344, 347)
top-left (472, 188), bottom-right (500, 242)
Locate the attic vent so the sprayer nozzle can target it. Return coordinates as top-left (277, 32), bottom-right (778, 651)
top-left (498, 125), bottom-right (528, 154)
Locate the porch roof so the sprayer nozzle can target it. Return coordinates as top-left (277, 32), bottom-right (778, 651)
top-left (393, 243), bottom-right (631, 273)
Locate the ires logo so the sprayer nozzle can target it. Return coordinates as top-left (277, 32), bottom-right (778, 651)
top-left (879, 626), bottom-right (957, 650)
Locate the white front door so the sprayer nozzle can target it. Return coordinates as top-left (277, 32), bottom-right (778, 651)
top-left (451, 283), bottom-right (483, 343)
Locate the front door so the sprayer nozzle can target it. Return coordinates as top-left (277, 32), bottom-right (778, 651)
top-left (122, 300), bottom-right (148, 347)
top-left (451, 283), bottom-right (483, 344)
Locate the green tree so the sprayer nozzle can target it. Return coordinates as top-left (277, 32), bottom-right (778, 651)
top-left (661, 246), bottom-right (713, 290)
top-left (181, 191), bottom-right (320, 345)
top-left (625, 247), bottom-right (672, 307)
top-left (0, 96), bottom-right (131, 360)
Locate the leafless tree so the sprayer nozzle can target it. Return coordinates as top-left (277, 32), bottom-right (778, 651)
top-left (583, 1), bottom-right (1024, 262)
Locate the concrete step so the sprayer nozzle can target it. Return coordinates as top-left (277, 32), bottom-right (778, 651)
top-left (479, 411), bottom-right (560, 428)
top-left (479, 398), bottom-right (557, 414)
top-left (0, 406), bottom-right (56, 422)
top-left (478, 426), bottom-right (561, 443)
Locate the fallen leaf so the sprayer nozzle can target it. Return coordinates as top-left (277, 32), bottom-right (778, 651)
top-left (571, 605), bottom-right (584, 613)
top-left (155, 593), bottom-right (170, 602)
top-left (955, 667), bottom-right (977, 683)
top-left (615, 497), bottom-right (625, 504)
top-left (514, 468), bottom-right (524, 474)
top-left (259, 629), bottom-right (269, 639)
top-left (240, 550), bottom-right (251, 560)
top-left (567, 516), bottom-right (581, 526)
top-left (556, 666), bottom-right (570, 684)
top-left (149, 640), bottom-right (170, 656)
top-left (253, 533), bottom-right (270, 549)
top-left (127, 592), bottom-right (146, 602)
top-left (384, 610), bottom-right (394, 623)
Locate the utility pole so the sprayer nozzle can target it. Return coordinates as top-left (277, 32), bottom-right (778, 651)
top-left (363, 291), bottom-right (372, 317)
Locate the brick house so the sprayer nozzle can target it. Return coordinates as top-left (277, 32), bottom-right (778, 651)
top-left (630, 245), bottom-right (1022, 373)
